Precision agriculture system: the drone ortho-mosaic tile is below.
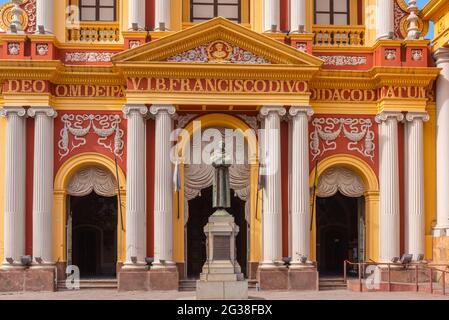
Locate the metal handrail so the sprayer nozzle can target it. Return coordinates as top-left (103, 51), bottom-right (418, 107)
top-left (343, 260), bottom-right (449, 295)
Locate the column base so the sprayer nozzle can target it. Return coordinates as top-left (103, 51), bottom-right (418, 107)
top-left (117, 269), bottom-right (149, 292)
top-left (196, 279), bottom-right (248, 300)
top-left (433, 234), bottom-right (449, 263)
top-left (0, 268), bottom-right (56, 292)
top-left (288, 266), bottom-right (318, 291)
top-left (148, 267), bottom-right (179, 291)
top-left (379, 267), bottom-right (430, 283)
top-left (257, 266), bottom-right (288, 290)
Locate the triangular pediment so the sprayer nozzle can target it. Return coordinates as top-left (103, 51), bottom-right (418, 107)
top-left (112, 17), bottom-right (323, 67)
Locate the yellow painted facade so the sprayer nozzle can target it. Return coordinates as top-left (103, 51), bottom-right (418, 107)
top-left (0, 0), bottom-right (445, 278)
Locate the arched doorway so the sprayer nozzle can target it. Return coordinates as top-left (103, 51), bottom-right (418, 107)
top-left (66, 166), bottom-right (119, 278)
top-left (314, 167), bottom-right (366, 275)
top-left (181, 125), bottom-right (252, 279)
top-left (186, 186), bottom-right (247, 279)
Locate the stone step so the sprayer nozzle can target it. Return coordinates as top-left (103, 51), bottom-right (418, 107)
top-left (179, 279), bottom-right (258, 291)
top-left (57, 279), bottom-right (118, 291)
top-left (319, 277), bottom-right (347, 291)
top-left (179, 280), bottom-right (196, 292)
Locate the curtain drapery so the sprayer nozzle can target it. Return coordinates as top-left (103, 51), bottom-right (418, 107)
top-left (67, 166), bottom-right (117, 197)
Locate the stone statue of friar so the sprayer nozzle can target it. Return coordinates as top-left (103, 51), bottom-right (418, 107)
top-left (211, 140), bottom-right (231, 211)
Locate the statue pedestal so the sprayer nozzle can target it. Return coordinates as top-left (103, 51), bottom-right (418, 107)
top-left (196, 210), bottom-right (248, 300)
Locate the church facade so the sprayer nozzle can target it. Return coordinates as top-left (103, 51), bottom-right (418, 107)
top-left (0, 0), bottom-right (447, 292)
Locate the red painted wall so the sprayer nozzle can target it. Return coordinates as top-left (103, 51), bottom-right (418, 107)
top-left (147, 118), bottom-right (155, 257)
top-left (54, 111), bottom-right (127, 177)
top-left (146, 0), bottom-right (155, 29)
top-left (308, 114), bottom-right (379, 177)
top-left (281, 120), bottom-right (289, 257)
top-left (26, 118), bottom-right (34, 256)
top-left (398, 121), bottom-right (405, 255)
top-left (280, 0), bottom-right (289, 32)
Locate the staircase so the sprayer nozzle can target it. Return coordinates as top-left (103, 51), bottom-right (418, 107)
top-left (319, 276), bottom-right (347, 291)
top-left (58, 278), bottom-right (117, 291)
top-left (179, 279), bottom-right (258, 292)
top-left (179, 280), bottom-right (197, 292)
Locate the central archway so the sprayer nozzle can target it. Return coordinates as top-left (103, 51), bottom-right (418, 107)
top-left (173, 113), bottom-right (260, 279)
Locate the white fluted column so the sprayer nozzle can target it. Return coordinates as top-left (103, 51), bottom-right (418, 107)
top-left (128, 0), bottom-right (146, 30)
top-left (0, 107), bottom-right (27, 269)
top-left (404, 112), bottom-right (428, 260)
top-left (155, 0), bottom-right (171, 31)
top-left (259, 106), bottom-right (286, 268)
top-left (289, 106), bottom-right (313, 267)
top-left (150, 105), bottom-right (176, 268)
top-left (376, 111), bottom-right (403, 262)
top-left (36, 0), bottom-right (54, 33)
top-left (263, 0), bottom-right (280, 32)
top-left (28, 108), bottom-right (57, 266)
top-left (123, 105), bottom-right (148, 268)
top-left (290, 0), bottom-right (307, 33)
top-left (377, 0), bottom-right (394, 39)
top-left (435, 48), bottom-right (449, 235)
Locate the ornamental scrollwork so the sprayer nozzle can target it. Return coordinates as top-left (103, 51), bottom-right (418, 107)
top-left (310, 117), bottom-right (375, 162)
top-left (58, 114), bottom-right (124, 160)
top-left (167, 41), bottom-right (271, 64)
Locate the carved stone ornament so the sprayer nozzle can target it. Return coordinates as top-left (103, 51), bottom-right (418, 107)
top-left (167, 40), bottom-right (271, 64)
top-left (129, 40), bottom-right (141, 49)
top-left (65, 52), bottom-right (115, 62)
top-left (385, 49), bottom-right (397, 61)
top-left (411, 49), bottom-right (423, 61)
top-left (36, 43), bottom-right (48, 56)
top-left (319, 55), bottom-right (367, 66)
top-left (296, 42), bottom-right (307, 52)
top-left (58, 114), bottom-right (124, 160)
top-left (8, 42), bottom-right (20, 55)
top-left (310, 117), bottom-right (375, 162)
top-left (176, 114), bottom-right (198, 129)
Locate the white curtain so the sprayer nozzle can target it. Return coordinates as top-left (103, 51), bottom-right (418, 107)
top-left (67, 166), bottom-right (117, 197)
top-left (183, 128), bottom-right (251, 225)
top-left (316, 167), bottom-right (365, 198)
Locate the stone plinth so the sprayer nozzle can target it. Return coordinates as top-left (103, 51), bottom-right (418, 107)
top-left (196, 209), bottom-right (248, 300)
top-left (148, 268), bottom-right (179, 291)
top-left (118, 268), bottom-right (148, 292)
top-left (197, 279), bottom-right (248, 300)
top-left (0, 268), bottom-right (56, 292)
top-left (288, 267), bottom-right (318, 291)
top-left (257, 267), bottom-right (288, 290)
top-left (25, 268), bottom-right (56, 292)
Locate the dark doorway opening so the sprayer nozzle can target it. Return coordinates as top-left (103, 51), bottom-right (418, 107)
top-left (186, 186), bottom-right (247, 279)
top-left (316, 192), bottom-right (363, 275)
top-left (70, 192), bottom-right (118, 278)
